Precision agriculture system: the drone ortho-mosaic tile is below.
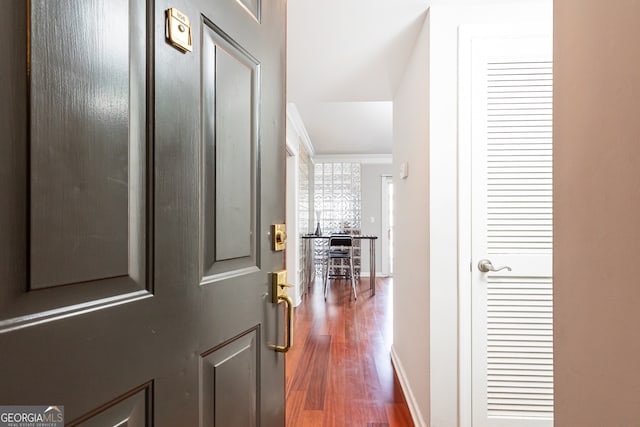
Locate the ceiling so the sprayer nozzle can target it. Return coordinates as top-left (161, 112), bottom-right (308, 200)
top-left (287, 0), bottom-right (430, 155)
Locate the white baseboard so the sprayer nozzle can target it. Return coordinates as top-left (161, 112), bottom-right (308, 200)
top-left (358, 271), bottom-right (387, 278)
top-left (390, 345), bottom-right (428, 427)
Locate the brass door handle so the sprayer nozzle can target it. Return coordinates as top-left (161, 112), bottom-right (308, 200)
top-left (274, 292), bottom-right (293, 353)
top-left (271, 270), bottom-right (294, 353)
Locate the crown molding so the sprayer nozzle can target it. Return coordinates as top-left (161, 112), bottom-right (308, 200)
top-left (312, 154), bottom-right (392, 164)
top-left (286, 103), bottom-right (315, 156)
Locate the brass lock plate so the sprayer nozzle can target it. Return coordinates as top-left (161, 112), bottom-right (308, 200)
top-left (272, 224), bottom-right (287, 251)
top-left (166, 8), bottom-right (192, 53)
top-left (271, 270), bottom-right (290, 303)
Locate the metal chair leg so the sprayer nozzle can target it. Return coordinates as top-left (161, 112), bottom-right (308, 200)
top-left (349, 256), bottom-right (357, 300)
top-left (323, 257), bottom-right (330, 301)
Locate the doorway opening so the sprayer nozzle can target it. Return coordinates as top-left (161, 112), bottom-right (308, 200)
top-left (381, 175), bottom-right (394, 276)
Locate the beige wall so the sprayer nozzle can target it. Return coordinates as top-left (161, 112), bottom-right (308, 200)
top-left (554, 1), bottom-right (640, 425)
top-left (392, 12), bottom-right (430, 427)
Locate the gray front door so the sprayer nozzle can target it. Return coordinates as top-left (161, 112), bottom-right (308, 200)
top-left (0, 0), bottom-right (286, 425)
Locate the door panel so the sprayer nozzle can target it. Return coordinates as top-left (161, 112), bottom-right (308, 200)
top-left (380, 175), bottom-right (393, 276)
top-left (202, 21), bottom-right (259, 276)
top-left (213, 46), bottom-right (253, 261)
top-left (237, 0), bottom-right (261, 21)
top-left (200, 328), bottom-right (259, 427)
top-left (0, 0), bottom-right (285, 425)
top-left (471, 35), bottom-right (553, 427)
top-left (1, 0), bottom-right (148, 327)
top-left (30, 0), bottom-right (133, 289)
top-left (71, 384), bottom-right (152, 426)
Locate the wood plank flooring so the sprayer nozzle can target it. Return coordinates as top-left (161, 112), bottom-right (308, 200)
top-left (286, 276), bottom-right (414, 427)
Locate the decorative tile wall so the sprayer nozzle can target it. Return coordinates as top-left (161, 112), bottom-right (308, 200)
top-left (313, 163), bottom-right (362, 278)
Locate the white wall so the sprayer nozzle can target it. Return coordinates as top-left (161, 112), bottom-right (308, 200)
top-left (426, 2), bottom-right (552, 426)
top-left (286, 106), bottom-right (314, 306)
top-left (285, 124), bottom-right (302, 306)
top-left (390, 1), bottom-right (552, 425)
top-left (360, 163), bottom-right (392, 274)
top-left (391, 11), bottom-right (430, 427)
top-left (285, 150), bottom-right (300, 305)
top-left (554, 1), bottom-right (640, 425)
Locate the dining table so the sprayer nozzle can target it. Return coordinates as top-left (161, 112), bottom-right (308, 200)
top-left (301, 234), bottom-right (378, 296)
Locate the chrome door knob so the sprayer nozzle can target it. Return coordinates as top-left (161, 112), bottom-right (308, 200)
top-left (478, 259), bottom-right (512, 273)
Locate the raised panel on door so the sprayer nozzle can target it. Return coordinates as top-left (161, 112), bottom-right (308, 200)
top-left (201, 20), bottom-right (260, 282)
top-left (236, 0), bottom-right (261, 22)
top-left (68, 383), bottom-right (153, 427)
top-left (31, 0), bottom-right (132, 289)
top-left (200, 328), bottom-right (259, 427)
top-left (471, 34), bottom-right (554, 427)
top-left (0, 0), bottom-right (150, 333)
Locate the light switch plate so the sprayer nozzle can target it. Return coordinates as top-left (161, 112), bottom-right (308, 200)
top-left (400, 162), bottom-right (409, 179)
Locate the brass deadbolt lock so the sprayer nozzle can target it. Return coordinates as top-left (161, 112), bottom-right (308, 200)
top-left (272, 224), bottom-right (287, 251)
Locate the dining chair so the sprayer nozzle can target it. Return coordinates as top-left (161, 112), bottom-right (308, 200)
top-left (323, 235), bottom-right (357, 301)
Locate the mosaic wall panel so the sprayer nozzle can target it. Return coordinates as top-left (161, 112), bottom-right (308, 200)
top-left (313, 163), bottom-right (362, 277)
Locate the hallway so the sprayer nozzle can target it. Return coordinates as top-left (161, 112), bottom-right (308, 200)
top-left (285, 277), bottom-right (414, 426)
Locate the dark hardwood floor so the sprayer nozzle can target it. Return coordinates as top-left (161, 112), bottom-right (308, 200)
top-left (285, 276), bottom-right (415, 427)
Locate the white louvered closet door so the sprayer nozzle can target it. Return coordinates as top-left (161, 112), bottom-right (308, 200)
top-left (471, 35), bottom-right (553, 427)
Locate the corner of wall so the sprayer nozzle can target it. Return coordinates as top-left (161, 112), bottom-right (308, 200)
top-left (391, 345), bottom-right (428, 427)
top-left (391, 11), bottom-right (431, 426)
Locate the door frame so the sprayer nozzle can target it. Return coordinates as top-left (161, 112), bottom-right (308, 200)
top-left (457, 23), bottom-right (553, 426)
top-left (380, 175), bottom-right (393, 276)
top-left (285, 137), bottom-right (302, 306)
